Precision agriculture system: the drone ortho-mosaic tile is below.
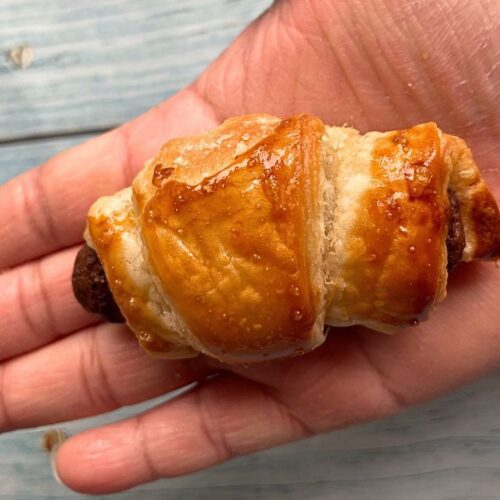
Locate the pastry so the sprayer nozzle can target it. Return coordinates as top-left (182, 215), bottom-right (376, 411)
top-left (72, 114), bottom-right (500, 363)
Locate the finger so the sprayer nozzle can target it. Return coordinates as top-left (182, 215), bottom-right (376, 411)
top-left (0, 87), bottom-right (220, 269)
top-left (0, 246), bottom-right (98, 362)
top-left (0, 323), bottom-right (212, 432)
top-left (55, 374), bottom-right (311, 495)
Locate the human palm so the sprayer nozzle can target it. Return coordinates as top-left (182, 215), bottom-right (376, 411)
top-left (0, 0), bottom-right (498, 494)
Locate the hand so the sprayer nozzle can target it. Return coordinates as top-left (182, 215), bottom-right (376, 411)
top-left (1, 0), bottom-right (498, 494)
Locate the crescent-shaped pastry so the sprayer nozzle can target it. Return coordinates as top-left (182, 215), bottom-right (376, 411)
top-left (72, 115), bottom-right (500, 363)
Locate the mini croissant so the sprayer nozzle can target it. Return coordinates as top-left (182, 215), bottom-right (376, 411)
top-left (72, 114), bottom-right (500, 363)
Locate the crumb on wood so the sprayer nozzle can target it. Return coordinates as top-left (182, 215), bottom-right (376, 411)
top-left (7, 44), bottom-right (34, 69)
top-left (41, 429), bottom-right (69, 453)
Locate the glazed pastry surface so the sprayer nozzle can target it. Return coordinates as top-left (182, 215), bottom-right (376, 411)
top-left (76, 114), bottom-right (500, 363)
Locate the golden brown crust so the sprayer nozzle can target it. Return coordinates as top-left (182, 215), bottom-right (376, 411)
top-left (329, 123), bottom-right (451, 329)
top-left (133, 114), bottom-right (282, 208)
top-left (134, 115), bottom-right (325, 362)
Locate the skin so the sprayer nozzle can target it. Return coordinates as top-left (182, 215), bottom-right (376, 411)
top-left (0, 0), bottom-right (498, 494)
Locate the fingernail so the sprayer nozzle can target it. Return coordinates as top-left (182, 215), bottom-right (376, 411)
top-left (51, 448), bottom-right (64, 486)
top-left (41, 429), bottom-right (69, 486)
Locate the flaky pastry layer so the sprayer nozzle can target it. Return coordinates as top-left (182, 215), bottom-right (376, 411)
top-left (85, 114), bottom-right (500, 362)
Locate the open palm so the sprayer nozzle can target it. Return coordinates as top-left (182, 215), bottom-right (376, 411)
top-left (0, 0), bottom-right (498, 494)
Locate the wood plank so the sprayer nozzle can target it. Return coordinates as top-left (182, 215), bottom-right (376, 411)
top-left (0, 0), bottom-right (272, 141)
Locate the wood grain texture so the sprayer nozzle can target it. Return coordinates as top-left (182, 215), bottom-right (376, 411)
top-left (1, 1), bottom-right (500, 499)
top-left (0, 0), bottom-right (272, 141)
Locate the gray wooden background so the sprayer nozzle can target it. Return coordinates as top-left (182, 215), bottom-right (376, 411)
top-left (1, 1), bottom-right (500, 499)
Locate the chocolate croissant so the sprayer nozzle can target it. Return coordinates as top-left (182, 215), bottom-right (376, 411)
top-left (72, 114), bottom-right (500, 363)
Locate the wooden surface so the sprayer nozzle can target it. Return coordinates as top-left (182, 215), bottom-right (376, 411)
top-left (1, 1), bottom-right (499, 499)
top-left (0, 0), bottom-right (269, 140)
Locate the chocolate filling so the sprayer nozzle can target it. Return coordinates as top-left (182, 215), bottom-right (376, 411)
top-left (72, 244), bottom-right (125, 323)
top-left (72, 192), bottom-right (466, 323)
top-left (446, 189), bottom-right (466, 271)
